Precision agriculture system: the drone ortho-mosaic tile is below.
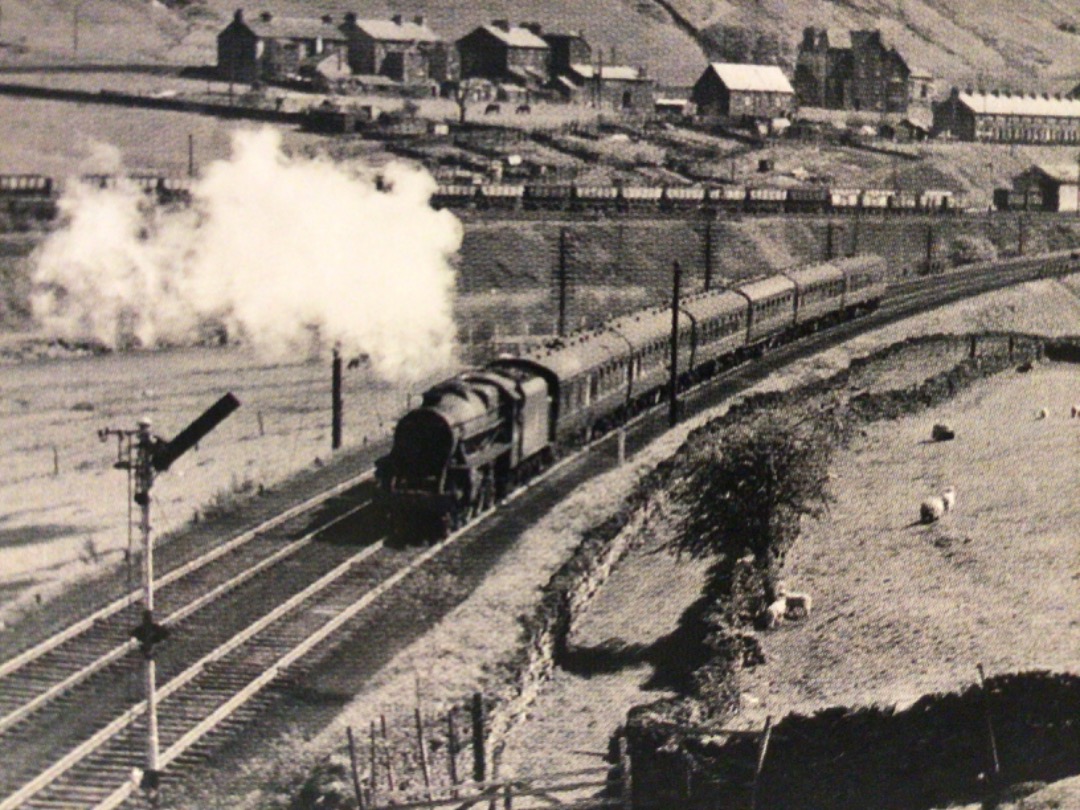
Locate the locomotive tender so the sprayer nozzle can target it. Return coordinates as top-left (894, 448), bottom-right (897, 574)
top-left (376, 255), bottom-right (886, 535)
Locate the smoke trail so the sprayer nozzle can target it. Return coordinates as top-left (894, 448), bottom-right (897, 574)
top-left (31, 128), bottom-right (462, 382)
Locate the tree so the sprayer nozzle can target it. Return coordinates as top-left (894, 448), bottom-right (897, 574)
top-left (663, 407), bottom-right (840, 599)
top-left (452, 78), bottom-right (485, 125)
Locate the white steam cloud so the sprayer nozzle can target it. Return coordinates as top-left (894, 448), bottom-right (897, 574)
top-left (31, 128), bottom-right (462, 381)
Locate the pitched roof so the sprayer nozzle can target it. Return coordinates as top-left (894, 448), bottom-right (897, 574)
top-left (569, 63), bottom-right (647, 81)
top-left (1027, 163), bottom-right (1080, 183)
top-left (244, 16), bottom-right (345, 41)
top-left (825, 28), bottom-right (851, 49)
top-left (479, 24), bottom-right (549, 49)
top-left (354, 19), bottom-right (439, 43)
top-left (958, 90), bottom-right (1080, 118)
top-left (705, 63), bottom-right (794, 94)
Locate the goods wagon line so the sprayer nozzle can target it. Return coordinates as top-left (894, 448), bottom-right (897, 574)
top-left (0, 250), bottom-right (1077, 808)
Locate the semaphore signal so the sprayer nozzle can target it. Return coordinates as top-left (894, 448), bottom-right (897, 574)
top-left (99, 393), bottom-right (240, 798)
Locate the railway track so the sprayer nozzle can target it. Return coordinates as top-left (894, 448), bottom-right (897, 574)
top-left (0, 255), bottom-right (1070, 809)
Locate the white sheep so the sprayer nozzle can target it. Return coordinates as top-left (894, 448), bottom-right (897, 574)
top-left (920, 496), bottom-right (946, 524)
top-left (776, 581), bottom-right (813, 619)
top-left (942, 486), bottom-right (956, 513)
top-left (1036, 408), bottom-right (1049, 420)
top-left (763, 597), bottom-right (788, 630)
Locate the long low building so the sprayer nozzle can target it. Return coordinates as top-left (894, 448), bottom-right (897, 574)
top-left (933, 88), bottom-right (1080, 143)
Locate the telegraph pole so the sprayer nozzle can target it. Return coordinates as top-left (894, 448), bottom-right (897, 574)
top-left (187, 134), bottom-right (196, 178)
top-left (331, 348), bottom-right (343, 451)
top-left (669, 260), bottom-right (681, 427)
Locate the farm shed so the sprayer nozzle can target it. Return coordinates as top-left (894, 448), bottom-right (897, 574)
top-left (691, 63), bottom-right (795, 122)
top-left (1012, 164), bottom-right (1080, 212)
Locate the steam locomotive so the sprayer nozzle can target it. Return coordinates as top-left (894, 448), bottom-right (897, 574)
top-left (376, 255), bottom-right (888, 536)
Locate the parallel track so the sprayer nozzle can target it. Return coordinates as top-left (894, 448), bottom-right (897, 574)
top-left (0, 254), bottom-right (1072, 809)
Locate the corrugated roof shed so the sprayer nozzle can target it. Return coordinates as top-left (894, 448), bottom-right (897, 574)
top-left (354, 19), bottom-right (439, 43)
top-left (958, 91), bottom-right (1080, 118)
top-left (569, 64), bottom-right (647, 81)
top-left (481, 24), bottom-right (549, 49)
top-left (707, 63), bottom-right (794, 94)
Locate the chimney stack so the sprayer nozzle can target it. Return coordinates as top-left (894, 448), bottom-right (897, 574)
top-left (233, 8), bottom-right (244, 23)
top-left (413, 15), bottom-right (425, 27)
top-left (259, 10), bottom-right (272, 22)
top-left (321, 14), bottom-right (332, 24)
top-left (391, 13), bottom-right (403, 25)
top-left (492, 19), bottom-right (510, 32)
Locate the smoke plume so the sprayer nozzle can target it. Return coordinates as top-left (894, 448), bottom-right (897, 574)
top-left (31, 128), bottom-right (462, 382)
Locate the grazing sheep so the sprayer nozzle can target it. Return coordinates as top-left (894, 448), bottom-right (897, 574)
top-left (1036, 408), bottom-right (1049, 420)
top-left (942, 486), bottom-right (956, 512)
top-left (763, 598), bottom-right (788, 630)
top-left (921, 496), bottom-right (946, 524)
top-left (1071, 404), bottom-right (1079, 418)
top-left (931, 423), bottom-right (955, 441)
top-left (776, 582), bottom-right (813, 619)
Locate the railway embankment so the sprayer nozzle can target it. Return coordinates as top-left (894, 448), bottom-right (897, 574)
top-left (141, 275), bottom-right (1080, 809)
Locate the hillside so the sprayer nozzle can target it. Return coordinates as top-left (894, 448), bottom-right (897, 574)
top-left (3, 0), bottom-right (1080, 90)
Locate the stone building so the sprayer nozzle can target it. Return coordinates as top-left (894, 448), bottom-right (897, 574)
top-left (217, 10), bottom-right (346, 83)
top-left (559, 64), bottom-right (654, 110)
top-left (341, 13), bottom-right (452, 85)
top-left (794, 27), bottom-right (930, 113)
top-left (457, 20), bottom-right (550, 88)
top-left (933, 88), bottom-right (1080, 143)
top-left (691, 63), bottom-right (795, 121)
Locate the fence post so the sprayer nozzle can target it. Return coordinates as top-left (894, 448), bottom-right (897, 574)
top-left (415, 707), bottom-right (433, 802)
top-left (976, 664), bottom-right (1001, 779)
top-left (369, 721), bottom-right (378, 806)
top-left (472, 692), bottom-right (486, 783)
top-left (448, 709), bottom-right (460, 796)
top-left (969, 335), bottom-right (977, 359)
top-left (618, 733), bottom-right (633, 810)
top-left (347, 727), bottom-right (366, 810)
top-left (381, 714), bottom-right (396, 792)
top-left (751, 715), bottom-right (773, 810)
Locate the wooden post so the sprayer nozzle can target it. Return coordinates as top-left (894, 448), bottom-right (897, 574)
top-left (52, 445), bottom-right (59, 477)
top-left (617, 427), bottom-right (626, 466)
top-left (976, 664), bottom-right (1001, 779)
top-left (1017, 215), bottom-right (1025, 256)
top-left (448, 710), bottom-right (460, 796)
top-left (825, 221), bottom-right (835, 261)
top-left (369, 721), bottom-right (378, 806)
top-left (669, 260), bottom-right (682, 428)
top-left (503, 783), bottom-right (512, 809)
top-left (472, 692), bottom-right (486, 783)
top-left (751, 715), bottom-right (773, 810)
top-left (1008, 335), bottom-right (1015, 359)
top-left (969, 334), bottom-right (978, 359)
top-left (332, 348), bottom-right (343, 451)
top-left (381, 714), bottom-right (395, 792)
top-left (557, 228), bottom-right (568, 337)
top-left (256, 410), bottom-right (265, 437)
top-left (188, 133), bottom-right (196, 179)
top-left (851, 211), bottom-right (860, 257)
top-left (704, 216), bottom-right (714, 291)
top-left (618, 734), bottom-right (633, 810)
top-left (347, 727), bottom-right (366, 810)
top-left (925, 222), bottom-right (934, 272)
top-left (415, 708), bottom-right (432, 801)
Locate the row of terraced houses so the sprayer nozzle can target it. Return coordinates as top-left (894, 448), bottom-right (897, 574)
top-left (218, 12), bottom-right (1080, 143)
